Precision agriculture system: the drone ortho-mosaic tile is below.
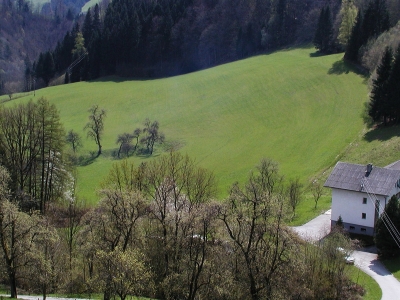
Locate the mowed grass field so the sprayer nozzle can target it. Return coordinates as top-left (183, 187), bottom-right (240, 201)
top-left (2, 47), bottom-right (368, 207)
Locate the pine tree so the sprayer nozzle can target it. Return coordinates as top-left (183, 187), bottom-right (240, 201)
top-left (361, 0), bottom-right (390, 46)
top-left (369, 47), bottom-right (393, 125)
top-left (375, 195), bottom-right (400, 258)
top-left (93, 4), bottom-right (101, 32)
top-left (82, 8), bottom-right (93, 47)
top-left (344, 10), bottom-right (362, 61)
top-left (64, 71), bottom-right (70, 84)
top-left (346, 0), bottom-right (390, 63)
top-left (313, 6), bottom-right (333, 53)
top-left (387, 44), bottom-right (400, 122)
top-left (37, 52), bottom-right (55, 86)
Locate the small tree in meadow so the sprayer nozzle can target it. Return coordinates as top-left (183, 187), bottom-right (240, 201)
top-left (66, 130), bottom-right (82, 153)
top-left (140, 118), bottom-right (164, 155)
top-left (311, 180), bottom-right (324, 209)
top-left (84, 105), bottom-right (106, 157)
top-left (287, 178), bottom-right (303, 218)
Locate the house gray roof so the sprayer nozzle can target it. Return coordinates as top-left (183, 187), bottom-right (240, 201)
top-left (386, 160), bottom-right (400, 170)
top-left (324, 161), bottom-right (400, 196)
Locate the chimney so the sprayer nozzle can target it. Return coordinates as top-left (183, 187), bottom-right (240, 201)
top-left (365, 163), bottom-right (373, 177)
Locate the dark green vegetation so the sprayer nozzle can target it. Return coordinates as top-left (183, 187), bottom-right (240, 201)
top-left (375, 196), bottom-right (400, 258)
top-left (368, 45), bottom-right (400, 125)
top-left (3, 47), bottom-right (368, 208)
top-left (34, 0), bottom-right (345, 87)
top-left (344, 0), bottom-right (390, 62)
top-left (383, 256), bottom-right (400, 281)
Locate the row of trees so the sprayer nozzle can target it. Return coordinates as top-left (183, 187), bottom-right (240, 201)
top-left (0, 98), bottom-right (67, 214)
top-left (116, 118), bottom-right (165, 158)
top-left (0, 154), bottom-right (362, 300)
top-left (313, 0), bottom-right (392, 55)
top-left (64, 104), bottom-right (165, 160)
top-left (344, 0), bottom-right (391, 62)
top-left (368, 45), bottom-right (400, 125)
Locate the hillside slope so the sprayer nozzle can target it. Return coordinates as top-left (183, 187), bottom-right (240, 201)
top-left (3, 47), bottom-right (368, 202)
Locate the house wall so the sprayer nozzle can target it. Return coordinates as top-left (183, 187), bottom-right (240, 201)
top-left (331, 189), bottom-right (387, 235)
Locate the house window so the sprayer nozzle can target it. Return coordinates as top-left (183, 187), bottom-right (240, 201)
top-left (363, 197), bottom-right (367, 204)
top-left (361, 228), bottom-right (366, 232)
top-left (349, 226), bottom-right (355, 230)
top-left (362, 213), bottom-right (366, 219)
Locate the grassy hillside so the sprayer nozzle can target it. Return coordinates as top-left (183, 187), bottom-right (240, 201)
top-left (81, 0), bottom-right (99, 12)
top-left (2, 47), bottom-right (368, 208)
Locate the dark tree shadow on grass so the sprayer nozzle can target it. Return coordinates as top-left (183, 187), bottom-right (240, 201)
top-left (78, 154), bottom-right (97, 166)
top-left (309, 51), bottom-right (326, 58)
top-left (328, 60), bottom-right (350, 74)
top-left (363, 124), bottom-right (400, 142)
top-left (382, 256), bottom-right (400, 275)
top-left (328, 59), bottom-right (369, 77)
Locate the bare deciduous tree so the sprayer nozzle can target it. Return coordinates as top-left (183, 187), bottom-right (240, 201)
top-left (84, 104), bottom-right (106, 157)
top-left (78, 188), bottom-right (147, 300)
top-left (218, 159), bottom-right (296, 300)
top-left (96, 248), bottom-right (154, 300)
top-left (141, 118), bottom-right (164, 155)
top-left (66, 129), bottom-right (82, 153)
top-left (0, 98), bottom-right (67, 214)
top-left (0, 167), bottom-right (43, 298)
top-left (287, 177), bottom-right (303, 218)
top-left (311, 179), bottom-right (324, 209)
top-left (116, 132), bottom-right (134, 158)
top-left (141, 151), bottom-right (217, 298)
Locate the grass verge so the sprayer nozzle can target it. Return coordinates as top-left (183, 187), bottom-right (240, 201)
top-left (347, 265), bottom-right (382, 300)
top-left (382, 256), bottom-right (400, 281)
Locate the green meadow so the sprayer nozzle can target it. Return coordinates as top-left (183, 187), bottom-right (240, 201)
top-left (2, 47), bottom-right (368, 210)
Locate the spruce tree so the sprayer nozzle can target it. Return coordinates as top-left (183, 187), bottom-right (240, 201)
top-left (313, 7), bottom-right (325, 52)
top-left (344, 10), bottom-right (362, 61)
top-left (375, 195), bottom-right (400, 258)
top-left (82, 8), bottom-right (93, 47)
top-left (369, 47), bottom-right (393, 125)
top-left (313, 6), bottom-right (333, 53)
top-left (387, 44), bottom-right (400, 122)
top-left (360, 0), bottom-right (390, 46)
top-left (64, 71), bottom-right (69, 84)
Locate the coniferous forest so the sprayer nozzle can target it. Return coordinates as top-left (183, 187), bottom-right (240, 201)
top-left (37, 0), bottom-right (339, 84)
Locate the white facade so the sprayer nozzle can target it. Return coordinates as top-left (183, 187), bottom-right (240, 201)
top-left (326, 161), bottom-right (400, 236)
top-left (331, 183), bottom-right (400, 235)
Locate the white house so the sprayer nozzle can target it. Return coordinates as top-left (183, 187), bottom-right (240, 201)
top-left (324, 161), bottom-right (400, 236)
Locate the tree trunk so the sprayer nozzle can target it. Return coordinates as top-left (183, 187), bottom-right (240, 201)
top-left (9, 270), bottom-right (17, 299)
top-left (103, 277), bottom-right (112, 300)
top-left (42, 283), bottom-right (47, 300)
